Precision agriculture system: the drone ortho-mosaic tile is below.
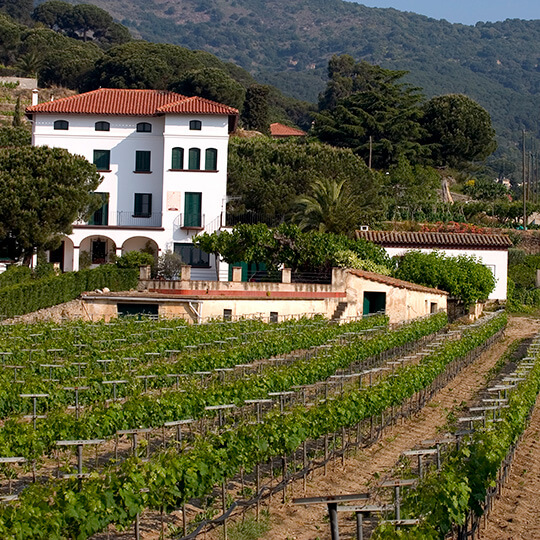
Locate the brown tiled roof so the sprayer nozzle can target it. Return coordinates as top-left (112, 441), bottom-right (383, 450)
top-left (356, 230), bottom-right (512, 250)
top-left (270, 122), bottom-right (307, 137)
top-left (348, 269), bottom-right (448, 295)
top-left (26, 88), bottom-right (239, 117)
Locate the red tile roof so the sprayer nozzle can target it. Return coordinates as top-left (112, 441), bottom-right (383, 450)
top-left (26, 88), bottom-right (239, 117)
top-left (348, 269), bottom-right (448, 295)
top-left (270, 122), bottom-right (307, 137)
top-left (356, 230), bottom-right (512, 250)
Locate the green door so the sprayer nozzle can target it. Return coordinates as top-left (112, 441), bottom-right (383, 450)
top-left (184, 192), bottom-right (202, 227)
top-left (363, 292), bottom-right (386, 316)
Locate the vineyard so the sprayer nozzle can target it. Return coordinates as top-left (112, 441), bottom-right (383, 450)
top-left (0, 309), bottom-right (526, 539)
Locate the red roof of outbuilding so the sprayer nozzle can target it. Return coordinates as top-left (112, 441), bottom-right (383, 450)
top-left (348, 269), bottom-right (448, 295)
top-left (25, 88), bottom-right (239, 117)
top-left (356, 230), bottom-right (512, 250)
top-left (270, 122), bottom-right (306, 137)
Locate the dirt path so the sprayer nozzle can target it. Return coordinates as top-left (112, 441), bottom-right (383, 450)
top-left (481, 392), bottom-right (540, 540)
top-left (260, 316), bottom-right (540, 540)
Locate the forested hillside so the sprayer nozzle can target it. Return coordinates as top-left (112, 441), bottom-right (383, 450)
top-left (37, 0), bottom-right (540, 157)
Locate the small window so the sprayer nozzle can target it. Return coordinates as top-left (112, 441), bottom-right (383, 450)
top-left (135, 150), bottom-right (151, 172)
top-left (91, 240), bottom-right (107, 264)
top-left (93, 149), bottom-right (110, 171)
top-left (189, 120), bottom-right (202, 130)
top-left (270, 312), bottom-right (278, 323)
top-left (54, 120), bottom-right (69, 130)
top-left (223, 309), bottom-right (232, 321)
top-left (188, 148), bottom-right (200, 170)
top-left (95, 121), bottom-right (110, 131)
top-left (136, 122), bottom-right (152, 133)
top-left (88, 193), bottom-right (109, 226)
top-left (174, 243), bottom-right (210, 268)
top-left (134, 193), bottom-right (152, 217)
top-left (171, 147), bottom-right (184, 170)
top-left (205, 148), bottom-right (218, 171)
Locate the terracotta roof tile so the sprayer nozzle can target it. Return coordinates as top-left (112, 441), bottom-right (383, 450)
top-left (26, 88), bottom-right (239, 117)
top-left (348, 269), bottom-right (448, 295)
top-left (356, 230), bottom-right (512, 250)
top-left (270, 122), bottom-right (307, 137)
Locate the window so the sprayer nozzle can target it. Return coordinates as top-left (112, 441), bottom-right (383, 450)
top-left (171, 147), bottom-right (184, 170)
top-left (93, 149), bottom-right (110, 171)
top-left (134, 193), bottom-right (152, 217)
top-left (270, 312), bottom-right (279, 323)
top-left (205, 148), bottom-right (218, 171)
top-left (184, 192), bottom-right (202, 227)
top-left (188, 148), bottom-right (200, 170)
top-left (95, 121), bottom-right (110, 131)
top-left (189, 120), bottom-right (202, 130)
top-left (174, 243), bottom-right (210, 268)
top-left (54, 120), bottom-right (69, 130)
top-left (88, 193), bottom-right (109, 226)
top-left (136, 122), bottom-right (152, 133)
top-left (135, 150), bottom-right (151, 172)
top-left (223, 309), bottom-right (232, 321)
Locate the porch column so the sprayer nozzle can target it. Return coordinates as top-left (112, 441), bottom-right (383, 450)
top-left (72, 247), bottom-right (80, 271)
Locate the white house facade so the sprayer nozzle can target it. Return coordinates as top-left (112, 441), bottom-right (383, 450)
top-left (26, 88), bottom-right (238, 279)
top-left (356, 230), bottom-right (512, 301)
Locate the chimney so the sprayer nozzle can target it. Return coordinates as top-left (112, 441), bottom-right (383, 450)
top-left (32, 89), bottom-right (38, 106)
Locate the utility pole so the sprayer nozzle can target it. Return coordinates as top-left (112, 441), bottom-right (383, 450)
top-left (523, 130), bottom-right (527, 229)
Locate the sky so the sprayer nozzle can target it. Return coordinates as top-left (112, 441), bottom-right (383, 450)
top-left (349, 1), bottom-right (540, 25)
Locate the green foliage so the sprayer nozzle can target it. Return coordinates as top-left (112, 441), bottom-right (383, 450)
top-left (114, 251), bottom-right (154, 269)
top-left (32, 0), bottom-right (131, 47)
top-left (227, 137), bottom-right (383, 223)
top-left (393, 251), bottom-right (496, 306)
top-left (170, 67), bottom-right (245, 109)
top-left (157, 250), bottom-right (183, 279)
top-left (194, 223), bottom-right (391, 272)
top-left (0, 0), bottom-right (32, 23)
top-left (241, 84), bottom-right (270, 133)
top-left (506, 250), bottom-right (540, 311)
top-left (313, 56), bottom-right (426, 168)
top-left (422, 94), bottom-right (497, 168)
top-left (333, 249), bottom-right (391, 275)
top-left (0, 123), bottom-right (30, 147)
top-left (0, 146), bottom-right (101, 263)
top-left (385, 156), bottom-right (440, 207)
top-left (0, 265), bottom-right (32, 289)
top-left (462, 177), bottom-right (509, 201)
top-left (0, 265), bottom-right (138, 318)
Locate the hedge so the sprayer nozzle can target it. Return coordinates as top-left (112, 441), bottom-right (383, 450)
top-left (0, 265), bottom-right (138, 318)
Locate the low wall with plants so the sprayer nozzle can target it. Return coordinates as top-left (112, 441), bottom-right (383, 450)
top-left (0, 265), bottom-right (138, 318)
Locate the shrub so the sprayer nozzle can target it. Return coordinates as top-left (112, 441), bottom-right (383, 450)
top-left (0, 265), bottom-right (138, 318)
top-left (114, 251), bottom-right (155, 269)
top-left (157, 250), bottom-right (183, 279)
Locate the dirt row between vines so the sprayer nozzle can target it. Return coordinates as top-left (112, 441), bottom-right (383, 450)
top-left (255, 315), bottom-right (540, 540)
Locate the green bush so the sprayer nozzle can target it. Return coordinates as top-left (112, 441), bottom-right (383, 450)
top-left (0, 265), bottom-right (32, 289)
top-left (0, 265), bottom-right (138, 318)
top-left (114, 251), bottom-right (154, 269)
top-left (394, 251), bottom-right (496, 306)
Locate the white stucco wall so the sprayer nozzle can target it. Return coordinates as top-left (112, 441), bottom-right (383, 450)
top-left (383, 247), bottom-right (507, 300)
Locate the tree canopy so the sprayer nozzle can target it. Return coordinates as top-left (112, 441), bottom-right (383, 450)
top-left (193, 223), bottom-right (391, 272)
top-left (0, 146), bottom-right (101, 264)
top-left (313, 55), bottom-right (426, 169)
top-left (227, 137), bottom-right (383, 226)
top-left (421, 94), bottom-right (497, 168)
top-left (393, 251), bottom-right (496, 306)
top-left (169, 68), bottom-right (245, 109)
top-left (241, 84), bottom-right (270, 133)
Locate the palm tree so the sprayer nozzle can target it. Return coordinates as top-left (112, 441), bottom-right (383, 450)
top-left (294, 177), bottom-right (358, 235)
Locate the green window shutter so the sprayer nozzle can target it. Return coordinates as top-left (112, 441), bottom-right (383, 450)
top-left (171, 147), bottom-right (184, 169)
top-left (135, 151), bottom-right (151, 172)
top-left (184, 192), bottom-right (202, 227)
top-left (205, 148), bottom-right (217, 171)
top-left (93, 150), bottom-right (110, 171)
top-left (134, 193), bottom-right (152, 217)
top-left (88, 192), bottom-right (109, 226)
top-left (188, 148), bottom-right (200, 170)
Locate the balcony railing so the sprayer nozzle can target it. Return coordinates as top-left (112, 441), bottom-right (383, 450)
top-left (116, 211), bottom-right (162, 227)
top-left (174, 213), bottom-right (206, 230)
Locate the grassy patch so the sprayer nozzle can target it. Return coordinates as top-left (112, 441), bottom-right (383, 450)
top-left (222, 512), bottom-right (271, 540)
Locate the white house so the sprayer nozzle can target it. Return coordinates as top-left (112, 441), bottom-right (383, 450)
top-left (356, 230), bottom-right (512, 301)
top-left (26, 88), bottom-right (239, 279)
